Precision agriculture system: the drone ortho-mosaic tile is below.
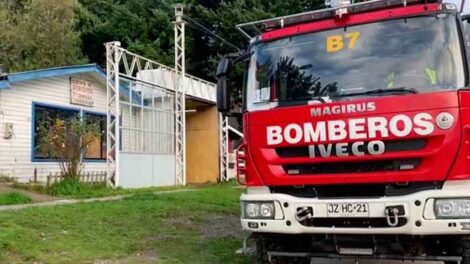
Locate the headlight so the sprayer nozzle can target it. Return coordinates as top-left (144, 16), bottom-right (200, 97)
top-left (245, 203), bottom-right (260, 218)
top-left (243, 202), bottom-right (275, 219)
top-left (435, 199), bottom-right (470, 219)
top-left (260, 203), bottom-right (275, 218)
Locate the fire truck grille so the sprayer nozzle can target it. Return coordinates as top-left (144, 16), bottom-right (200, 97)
top-left (283, 159), bottom-right (421, 175)
top-left (299, 217), bottom-right (408, 228)
top-left (276, 139), bottom-right (426, 158)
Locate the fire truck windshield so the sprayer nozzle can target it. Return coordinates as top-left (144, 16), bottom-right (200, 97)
top-left (246, 13), bottom-right (465, 110)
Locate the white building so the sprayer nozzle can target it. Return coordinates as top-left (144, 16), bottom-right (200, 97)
top-left (0, 64), bottom-right (221, 186)
top-left (0, 64), bottom-right (108, 182)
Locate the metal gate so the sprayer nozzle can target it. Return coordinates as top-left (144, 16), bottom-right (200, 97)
top-left (105, 43), bottom-right (179, 188)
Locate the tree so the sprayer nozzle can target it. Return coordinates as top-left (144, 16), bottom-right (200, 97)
top-left (187, 0), bottom-right (325, 81)
top-left (35, 115), bottom-right (100, 179)
top-left (75, 0), bottom-right (324, 82)
top-left (0, 0), bottom-right (325, 78)
top-left (0, 0), bottom-right (85, 73)
top-left (77, 0), bottom-right (177, 68)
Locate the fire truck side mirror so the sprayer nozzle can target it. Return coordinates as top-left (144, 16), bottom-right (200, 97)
top-left (216, 57), bottom-right (232, 79)
top-left (217, 76), bottom-right (230, 113)
top-left (216, 57), bottom-right (233, 114)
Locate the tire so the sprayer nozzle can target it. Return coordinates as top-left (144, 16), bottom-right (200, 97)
top-left (463, 237), bottom-right (470, 264)
top-left (255, 236), bottom-right (269, 264)
top-left (444, 238), bottom-right (470, 264)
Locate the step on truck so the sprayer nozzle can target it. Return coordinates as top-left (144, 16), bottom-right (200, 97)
top-left (216, 0), bottom-right (470, 263)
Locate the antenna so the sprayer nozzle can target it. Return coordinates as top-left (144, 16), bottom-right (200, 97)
top-left (174, 3), bottom-right (187, 186)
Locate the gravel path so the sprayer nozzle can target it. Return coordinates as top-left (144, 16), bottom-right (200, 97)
top-left (0, 188), bottom-right (196, 211)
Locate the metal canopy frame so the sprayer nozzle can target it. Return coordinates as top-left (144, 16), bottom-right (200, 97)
top-left (105, 42), bottom-right (184, 187)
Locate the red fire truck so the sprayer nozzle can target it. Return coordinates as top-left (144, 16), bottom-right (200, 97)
top-left (217, 0), bottom-right (470, 263)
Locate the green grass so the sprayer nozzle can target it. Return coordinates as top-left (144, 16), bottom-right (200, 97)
top-left (0, 192), bottom-right (33, 205)
top-left (0, 183), bottom-right (251, 263)
top-left (13, 180), bottom-right (208, 199)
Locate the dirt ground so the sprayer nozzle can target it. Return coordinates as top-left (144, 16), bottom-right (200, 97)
top-left (200, 213), bottom-right (443, 264)
top-left (0, 182), bottom-right (57, 202)
top-left (93, 252), bottom-right (158, 264)
top-left (162, 213), bottom-right (443, 264)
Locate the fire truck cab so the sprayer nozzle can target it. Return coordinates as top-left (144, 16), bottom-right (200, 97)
top-left (217, 0), bottom-right (470, 263)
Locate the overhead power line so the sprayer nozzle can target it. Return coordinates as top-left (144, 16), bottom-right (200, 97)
top-left (184, 15), bottom-right (241, 51)
top-left (156, 0), bottom-right (241, 51)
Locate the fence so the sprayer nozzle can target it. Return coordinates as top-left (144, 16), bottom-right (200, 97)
top-left (46, 171), bottom-right (107, 187)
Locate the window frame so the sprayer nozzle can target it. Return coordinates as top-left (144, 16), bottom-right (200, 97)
top-left (31, 102), bottom-right (107, 163)
top-left (82, 110), bottom-right (107, 162)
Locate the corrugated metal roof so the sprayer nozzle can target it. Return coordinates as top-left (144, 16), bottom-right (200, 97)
top-left (0, 64), bottom-right (106, 90)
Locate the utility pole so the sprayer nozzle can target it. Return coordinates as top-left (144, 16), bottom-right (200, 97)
top-left (174, 4), bottom-right (186, 185)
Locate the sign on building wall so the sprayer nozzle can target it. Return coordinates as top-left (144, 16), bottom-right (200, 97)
top-left (70, 78), bottom-right (94, 106)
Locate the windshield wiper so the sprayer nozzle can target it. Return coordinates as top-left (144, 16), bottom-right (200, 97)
top-left (334, 87), bottom-right (418, 98)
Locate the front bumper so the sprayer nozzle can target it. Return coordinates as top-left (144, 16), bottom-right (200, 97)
top-left (241, 181), bottom-right (470, 235)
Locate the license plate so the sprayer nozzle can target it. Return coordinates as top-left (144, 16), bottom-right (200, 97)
top-left (327, 203), bottom-right (370, 217)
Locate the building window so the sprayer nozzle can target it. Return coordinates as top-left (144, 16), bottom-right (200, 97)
top-left (119, 79), bottom-right (175, 154)
top-left (33, 104), bottom-right (107, 161)
top-left (33, 104), bottom-right (80, 160)
top-left (83, 113), bottom-right (106, 160)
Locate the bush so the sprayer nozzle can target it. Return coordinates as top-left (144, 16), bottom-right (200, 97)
top-left (47, 178), bottom-right (84, 196)
top-left (0, 192), bottom-right (33, 205)
top-left (47, 179), bottom-right (113, 198)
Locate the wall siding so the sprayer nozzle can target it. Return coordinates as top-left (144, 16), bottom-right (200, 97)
top-left (0, 74), bottom-right (107, 182)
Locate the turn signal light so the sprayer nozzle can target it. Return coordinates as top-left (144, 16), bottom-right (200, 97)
top-left (236, 143), bottom-right (247, 185)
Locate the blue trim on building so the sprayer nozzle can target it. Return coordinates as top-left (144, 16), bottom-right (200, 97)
top-left (82, 109), bottom-right (107, 117)
top-left (0, 64), bottom-right (106, 90)
top-left (31, 102), bottom-right (35, 162)
top-left (33, 101), bottom-right (82, 113)
top-left (0, 81), bottom-right (9, 89)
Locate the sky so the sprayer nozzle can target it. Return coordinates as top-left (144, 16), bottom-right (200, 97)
top-left (445, 0), bottom-right (470, 14)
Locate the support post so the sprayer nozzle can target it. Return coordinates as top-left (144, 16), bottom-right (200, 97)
top-left (174, 4), bottom-right (186, 185)
top-left (219, 115), bottom-right (229, 181)
top-left (105, 41), bottom-right (122, 188)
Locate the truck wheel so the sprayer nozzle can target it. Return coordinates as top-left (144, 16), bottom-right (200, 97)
top-left (444, 238), bottom-right (470, 264)
top-left (255, 236), bottom-right (269, 264)
top-left (463, 237), bottom-right (470, 264)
